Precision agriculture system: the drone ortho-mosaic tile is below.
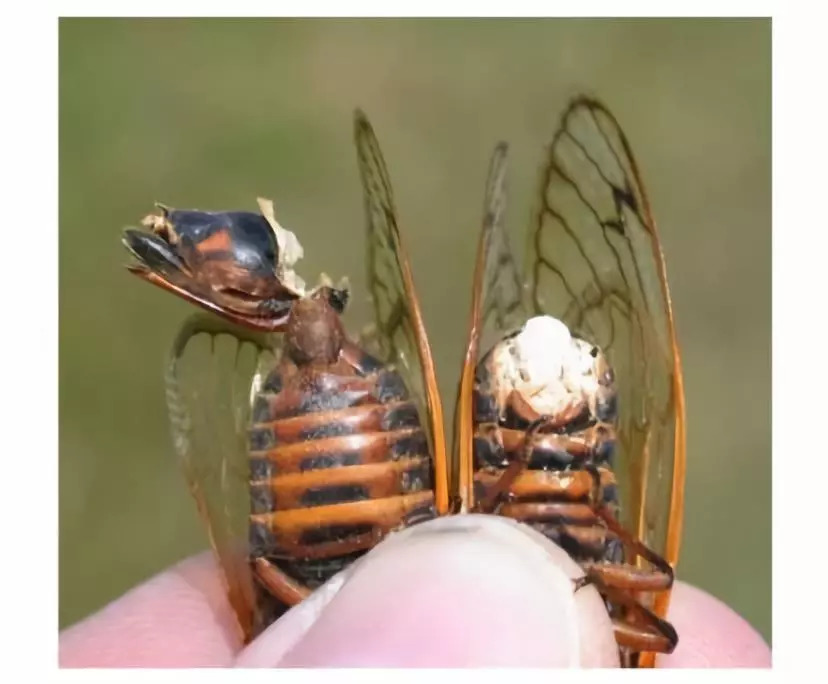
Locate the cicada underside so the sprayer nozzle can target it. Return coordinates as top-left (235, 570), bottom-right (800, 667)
top-left (454, 96), bottom-right (687, 668)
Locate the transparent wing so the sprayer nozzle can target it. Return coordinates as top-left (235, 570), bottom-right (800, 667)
top-left (526, 96), bottom-right (686, 577)
top-left (474, 143), bottom-right (528, 354)
top-left (455, 143), bottom-right (528, 508)
top-left (353, 109), bottom-right (448, 514)
top-left (165, 312), bottom-right (279, 642)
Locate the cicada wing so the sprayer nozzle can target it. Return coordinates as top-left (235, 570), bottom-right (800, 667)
top-left (455, 143), bottom-right (529, 510)
top-left (165, 312), bottom-right (280, 643)
top-left (353, 109), bottom-right (449, 515)
top-left (526, 96), bottom-right (686, 603)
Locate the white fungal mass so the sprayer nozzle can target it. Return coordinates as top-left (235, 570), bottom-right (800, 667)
top-left (490, 315), bottom-right (601, 417)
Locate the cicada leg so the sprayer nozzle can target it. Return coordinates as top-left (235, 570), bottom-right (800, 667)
top-left (580, 465), bottom-right (674, 590)
top-left (578, 467), bottom-right (676, 655)
top-left (584, 569), bottom-right (677, 654)
top-left (473, 415), bottom-right (552, 514)
top-left (475, 419), bottom-right (678, 657)
top-left (252, 557), bottom-right (311, 605)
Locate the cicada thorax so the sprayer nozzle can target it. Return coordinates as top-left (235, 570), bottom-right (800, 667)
top-left (471, 315), bottom-right (623, 564)
top-left (245, 292), bottom-right (438, 625)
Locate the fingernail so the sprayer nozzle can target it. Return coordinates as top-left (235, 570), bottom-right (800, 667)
top-left (236, 514), bottom-right (619, 668)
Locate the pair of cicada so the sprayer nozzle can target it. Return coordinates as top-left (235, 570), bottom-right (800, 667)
top-left (122, 96), bottom-right (686, 668)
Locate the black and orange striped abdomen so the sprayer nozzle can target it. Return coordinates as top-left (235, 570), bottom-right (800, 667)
top-left (247, 349), bottom-right (437, 595)
top-left (472, 356), bottom-right (623, 565)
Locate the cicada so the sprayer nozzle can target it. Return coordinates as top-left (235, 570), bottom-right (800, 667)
top-left (453, 96), bottom-right (686, 667)
top-left (122, 111), bottom-right (450, 643)
top-left (122, 96), bottom-right (685, 668)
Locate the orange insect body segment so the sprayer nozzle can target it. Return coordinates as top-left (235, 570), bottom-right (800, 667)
top-left (245, 294), bottom-right (438, 613)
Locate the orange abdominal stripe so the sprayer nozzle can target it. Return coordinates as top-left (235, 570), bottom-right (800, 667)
top-left (251, 492), bottom-right (435, 540)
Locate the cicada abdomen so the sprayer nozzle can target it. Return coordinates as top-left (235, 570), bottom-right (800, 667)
top-left (471, 316), bottom-right (623, 562)
top-left (470, 314), bottom-right (676, 658)
top-left (245, 290), bottom-right (439, 632)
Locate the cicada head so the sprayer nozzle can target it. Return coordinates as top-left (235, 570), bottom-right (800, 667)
top-left (122, 197), bottom-right (312, 330)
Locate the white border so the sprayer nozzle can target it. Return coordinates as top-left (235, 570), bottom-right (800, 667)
top-left (6, 2), bottom-right (822, 681)
top-left (771, 3), bottom-right (826, 677)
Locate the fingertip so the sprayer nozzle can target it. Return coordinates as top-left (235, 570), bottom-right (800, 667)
top-left (657, 581), bottom-right (771, 668)
top-left (237, 515), bottom-right (620, 668)
top-left (59, 552), bottom-right (241, 667)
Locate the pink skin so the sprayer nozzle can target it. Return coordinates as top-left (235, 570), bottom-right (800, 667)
top-left (59, 516), bottom-right (770, 668)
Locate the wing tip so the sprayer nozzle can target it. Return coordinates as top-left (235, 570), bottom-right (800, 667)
top-left (353, 107), bottom-right (371, 135)
top-left (492, 141), bottom-right (509, 163)
top-left (491, 141), bottom-right (509, 166)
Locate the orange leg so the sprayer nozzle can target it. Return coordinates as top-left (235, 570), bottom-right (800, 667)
top-left (581, 466), bottom-right (674, 590)
top-left (478, 417), bottom-right (678, 660)
top-left (585, 570), bottom-right (677, 654)
top-left (252, 557), bottom-right (311, 606)
top-left (580, 468), bottom-right (677, 655)
top-left (473, 415), bottom-right (552, 514)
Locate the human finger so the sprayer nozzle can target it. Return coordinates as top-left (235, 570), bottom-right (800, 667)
top-left (59, 551), bottom-right (240, 667)
top-left (657, 581), bottom-right (770, 668)
top-left (236, 514), bottom-right (621, 668)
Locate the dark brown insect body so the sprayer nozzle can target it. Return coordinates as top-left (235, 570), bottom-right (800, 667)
top-left (245, 291), bottom-right (439, 633)
top-left (471, 320), bottom-right (621, 563)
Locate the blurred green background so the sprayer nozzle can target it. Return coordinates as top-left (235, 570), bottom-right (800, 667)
top-left (59, 18), bottom-right (771, 643)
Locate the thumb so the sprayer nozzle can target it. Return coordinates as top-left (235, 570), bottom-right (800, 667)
top-left (236, 514), bottom-right (620, 667)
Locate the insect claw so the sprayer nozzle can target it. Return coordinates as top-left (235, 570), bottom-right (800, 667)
top-left (572, 575), bottom-right (592, 593)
